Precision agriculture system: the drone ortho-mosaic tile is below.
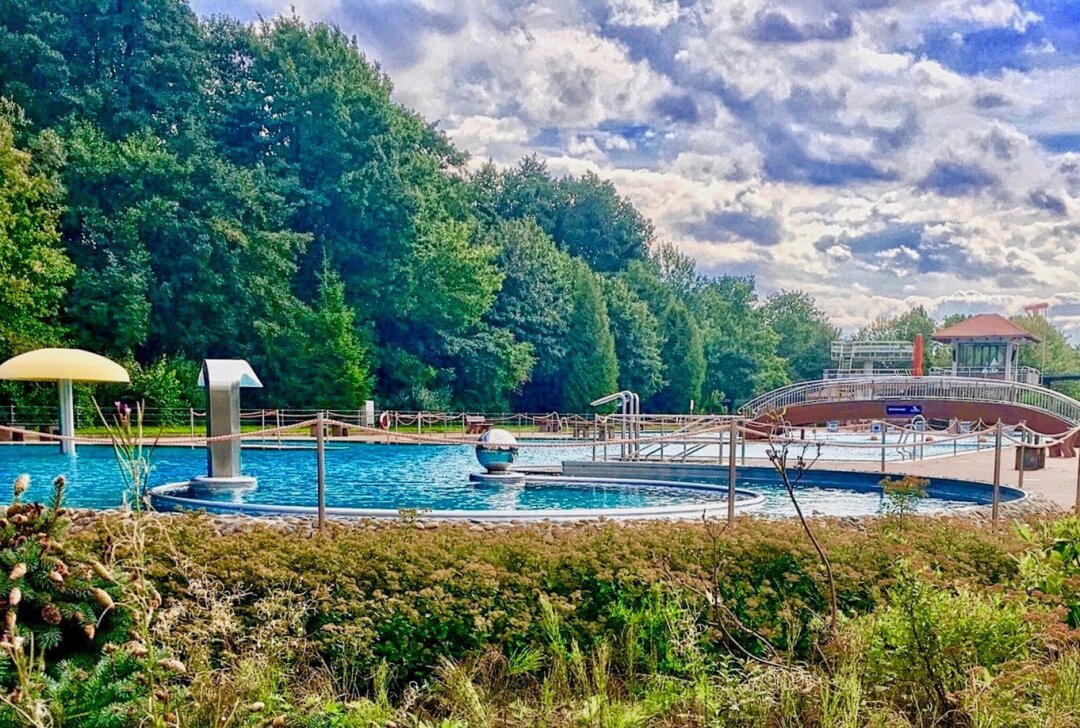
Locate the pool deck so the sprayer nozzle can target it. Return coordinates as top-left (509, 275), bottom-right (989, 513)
top-left (759, 447), bottom-right (1080, 511)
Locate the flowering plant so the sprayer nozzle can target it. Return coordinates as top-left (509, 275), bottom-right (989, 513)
top-left (94, 400), bottom-right (157, 509)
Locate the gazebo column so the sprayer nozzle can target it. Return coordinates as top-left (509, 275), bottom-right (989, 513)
top-left (58, 378), bottom-right (75, 455)
top-left (1005, 341), bottom-right (1014, 382)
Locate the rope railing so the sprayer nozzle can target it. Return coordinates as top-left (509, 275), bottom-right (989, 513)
top-left (0, 413), bottom-right (1045, 456)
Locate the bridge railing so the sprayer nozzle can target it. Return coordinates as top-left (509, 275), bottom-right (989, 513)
top-left (739, 375), bottom-right (1080, 427)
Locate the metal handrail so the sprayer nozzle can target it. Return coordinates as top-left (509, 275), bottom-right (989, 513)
top-left (739, 375), bottom-right (1080, 426)
top-left (830, 340), bottom-right (914, 359)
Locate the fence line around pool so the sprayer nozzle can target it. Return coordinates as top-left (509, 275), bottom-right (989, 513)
top-left (6, 413), bottom-right (1074, 528)
top-left (1, 417), bottom-right (1065, 450)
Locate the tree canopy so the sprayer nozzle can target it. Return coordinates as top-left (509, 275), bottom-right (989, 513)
top-left (2, 0), bottom-right (1079, 415)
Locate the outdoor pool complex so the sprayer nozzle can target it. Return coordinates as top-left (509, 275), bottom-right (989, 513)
top-left (0, 433), bottom-right (1020, 519)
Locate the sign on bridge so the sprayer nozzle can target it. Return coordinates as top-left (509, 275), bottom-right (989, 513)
top-left (885, 404), bottom-right (922, 416)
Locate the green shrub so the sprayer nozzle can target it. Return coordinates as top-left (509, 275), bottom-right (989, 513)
top-left (0, 476), bottom-right (128, 675)
top-left (855, 562), bottom-right (1043, 720)
top-left (1016, 516), bottom-right (1080, 627)
top-left (72, 513), bottom-right (1024, 688)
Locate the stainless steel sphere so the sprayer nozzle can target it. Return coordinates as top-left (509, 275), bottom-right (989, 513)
top-left (476, 428), bottom-right (519, 473)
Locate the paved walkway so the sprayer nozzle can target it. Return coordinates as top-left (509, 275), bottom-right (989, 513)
top-left (803, 446), bottom-right (1079, 510)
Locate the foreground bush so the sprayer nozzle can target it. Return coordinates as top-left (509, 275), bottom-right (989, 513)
top-left (1, 506), bottom-right (1076, 726)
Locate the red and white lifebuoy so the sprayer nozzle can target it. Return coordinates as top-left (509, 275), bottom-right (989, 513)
top-left (379, 411), bottom-right (391, 429)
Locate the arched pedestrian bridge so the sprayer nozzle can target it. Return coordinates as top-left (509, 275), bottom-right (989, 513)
top-left (739, 375), bottom-right (1080, 444)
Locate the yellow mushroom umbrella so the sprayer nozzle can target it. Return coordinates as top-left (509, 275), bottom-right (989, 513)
top-left (0, 348), bottom-right (130, 454)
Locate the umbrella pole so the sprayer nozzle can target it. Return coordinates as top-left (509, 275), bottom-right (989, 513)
top-left (58, 379), bottom-right (75, 456)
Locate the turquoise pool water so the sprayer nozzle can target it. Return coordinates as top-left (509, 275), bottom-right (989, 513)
top-left (0, 441), bottom-right (996, 517)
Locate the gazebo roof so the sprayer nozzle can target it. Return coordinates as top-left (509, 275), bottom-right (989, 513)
top-left (0, 348), bottom-right (130, 383)
top-left (931, 314), bottom-right (1040, 343)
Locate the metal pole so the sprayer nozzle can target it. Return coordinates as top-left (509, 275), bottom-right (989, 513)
top-left (880, 423), bottom-right (886, 473)
top-left (190, 408), bottom-right (195, 449)
top-left (58, 379), bottom-right (75, 456)
top-left (1017, 434), bottom-right (1026, 491)
top-left (316, 411), bottom-right (326, 533)
top-left (992, 420), bottom-right (1003, 527)
top-left (727, 418), bottom-right (737, 524)
top-left (1074, 446), bottom-right (1080, 515)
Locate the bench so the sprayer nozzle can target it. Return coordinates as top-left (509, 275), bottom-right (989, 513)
top-left (572, 421), bottom-right (612, 439)
top-left (538, 417), bottom-right (562, 434)
top-left (309, 423), bottom-right (352, 438)
top-left (465, 415), bottom-right (489, 434)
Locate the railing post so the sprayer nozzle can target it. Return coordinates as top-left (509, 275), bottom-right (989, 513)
top-left (316, 410), bottom-right (326, 533)
top-left (727, 418), bottom-right (737, 525)
top-left (1017, 428), bottom-right (1026, 491)
top-left (880, 422), bottom-right (886, 473)
top-left (1074, 447), bottom-right (1080, 515)
top-left (992, 420), bottom-right (1003, 527)
top-left (189, 408), bottom-right (195, 449)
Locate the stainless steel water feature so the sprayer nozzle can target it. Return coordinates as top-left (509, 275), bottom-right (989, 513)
top-left (590, 391), bottom-right (640, 460)
top-left (190, 359), bottom-right (263, 490)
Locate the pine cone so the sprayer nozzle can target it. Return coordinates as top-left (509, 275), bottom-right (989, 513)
top-left (40, 604), bottom-right (61, 626)
top-left (90, 587), bottom-right (114, 610)
top-left (8, 563), bottom-right (26, 581)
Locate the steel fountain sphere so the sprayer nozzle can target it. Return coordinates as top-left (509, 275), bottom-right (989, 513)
top-left (475, 428), bottom-right (519, 473)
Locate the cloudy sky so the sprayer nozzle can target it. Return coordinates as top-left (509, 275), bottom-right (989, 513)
top-left (191, 0), bottom-right (1080, 335)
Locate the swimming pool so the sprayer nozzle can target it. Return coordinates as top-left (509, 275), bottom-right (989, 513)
top-left (0, 441), bottom-right (1018, 518)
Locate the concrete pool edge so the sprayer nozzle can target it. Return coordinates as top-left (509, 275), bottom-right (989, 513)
top-left (148, 475), bottom-right (767, 521)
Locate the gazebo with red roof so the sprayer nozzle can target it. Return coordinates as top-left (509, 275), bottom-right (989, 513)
top-left (932, 314), bottom-right (1040, 383)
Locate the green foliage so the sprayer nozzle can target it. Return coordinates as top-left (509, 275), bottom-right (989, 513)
top-left (856, 563), bottom-right (1042, 719)
top-left (13, 0), bottom-right (1080, 417)
top-left (1013, 313), bottom-right (1080, 398)
top-left (75, 513), bottom-right (1022, 689)
top-left (650, 299), bottom-right (704, 412)
top-left (13, 510), bottom-right (1074, 725)
top-left (0, 113), bottom-right (74, 358)
top-left (0, 475), bottom-right (129, 681)
top-left (552, 172), bottom-right (653, 273)
top-left (124, 357), bottom-right (202, 423)
top-left (880, 475), bottom-right (929, 524)
top-left (268, 262), bottom-right (374, 409)
top-left (601, 277), bottom-right (664, 400)
top-left (561, 262), bottom-right (618, 411)
top-left (692, 277), bottom-right (788, 407)
top-left (485, 219), bottom-right (574, 410)
top-left (762, 290), bottom-right (840, 382)
top-left (1015, 516), bottom-right (1080, 627)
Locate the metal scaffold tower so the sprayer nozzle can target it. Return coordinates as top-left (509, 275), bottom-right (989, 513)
top-left (828, 340), bottom-right (915, 379)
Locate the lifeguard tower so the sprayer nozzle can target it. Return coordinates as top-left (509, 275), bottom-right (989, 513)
top-left (931, 314), bottom-right (1041, 383)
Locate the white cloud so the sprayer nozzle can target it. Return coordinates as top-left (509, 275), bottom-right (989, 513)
top-left (192, 0), bottom-right (1080, 336)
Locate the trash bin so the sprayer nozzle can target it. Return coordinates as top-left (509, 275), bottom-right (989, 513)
top-left (1014, 446), bottom-right (1045, 471)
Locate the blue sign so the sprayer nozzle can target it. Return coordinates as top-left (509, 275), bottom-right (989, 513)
top-left (870, 422), bottom-right (883, 434)
top-left (886, 404), bottom-right (922, 416)
top-left (826, 420), bottom-right (839, 433)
